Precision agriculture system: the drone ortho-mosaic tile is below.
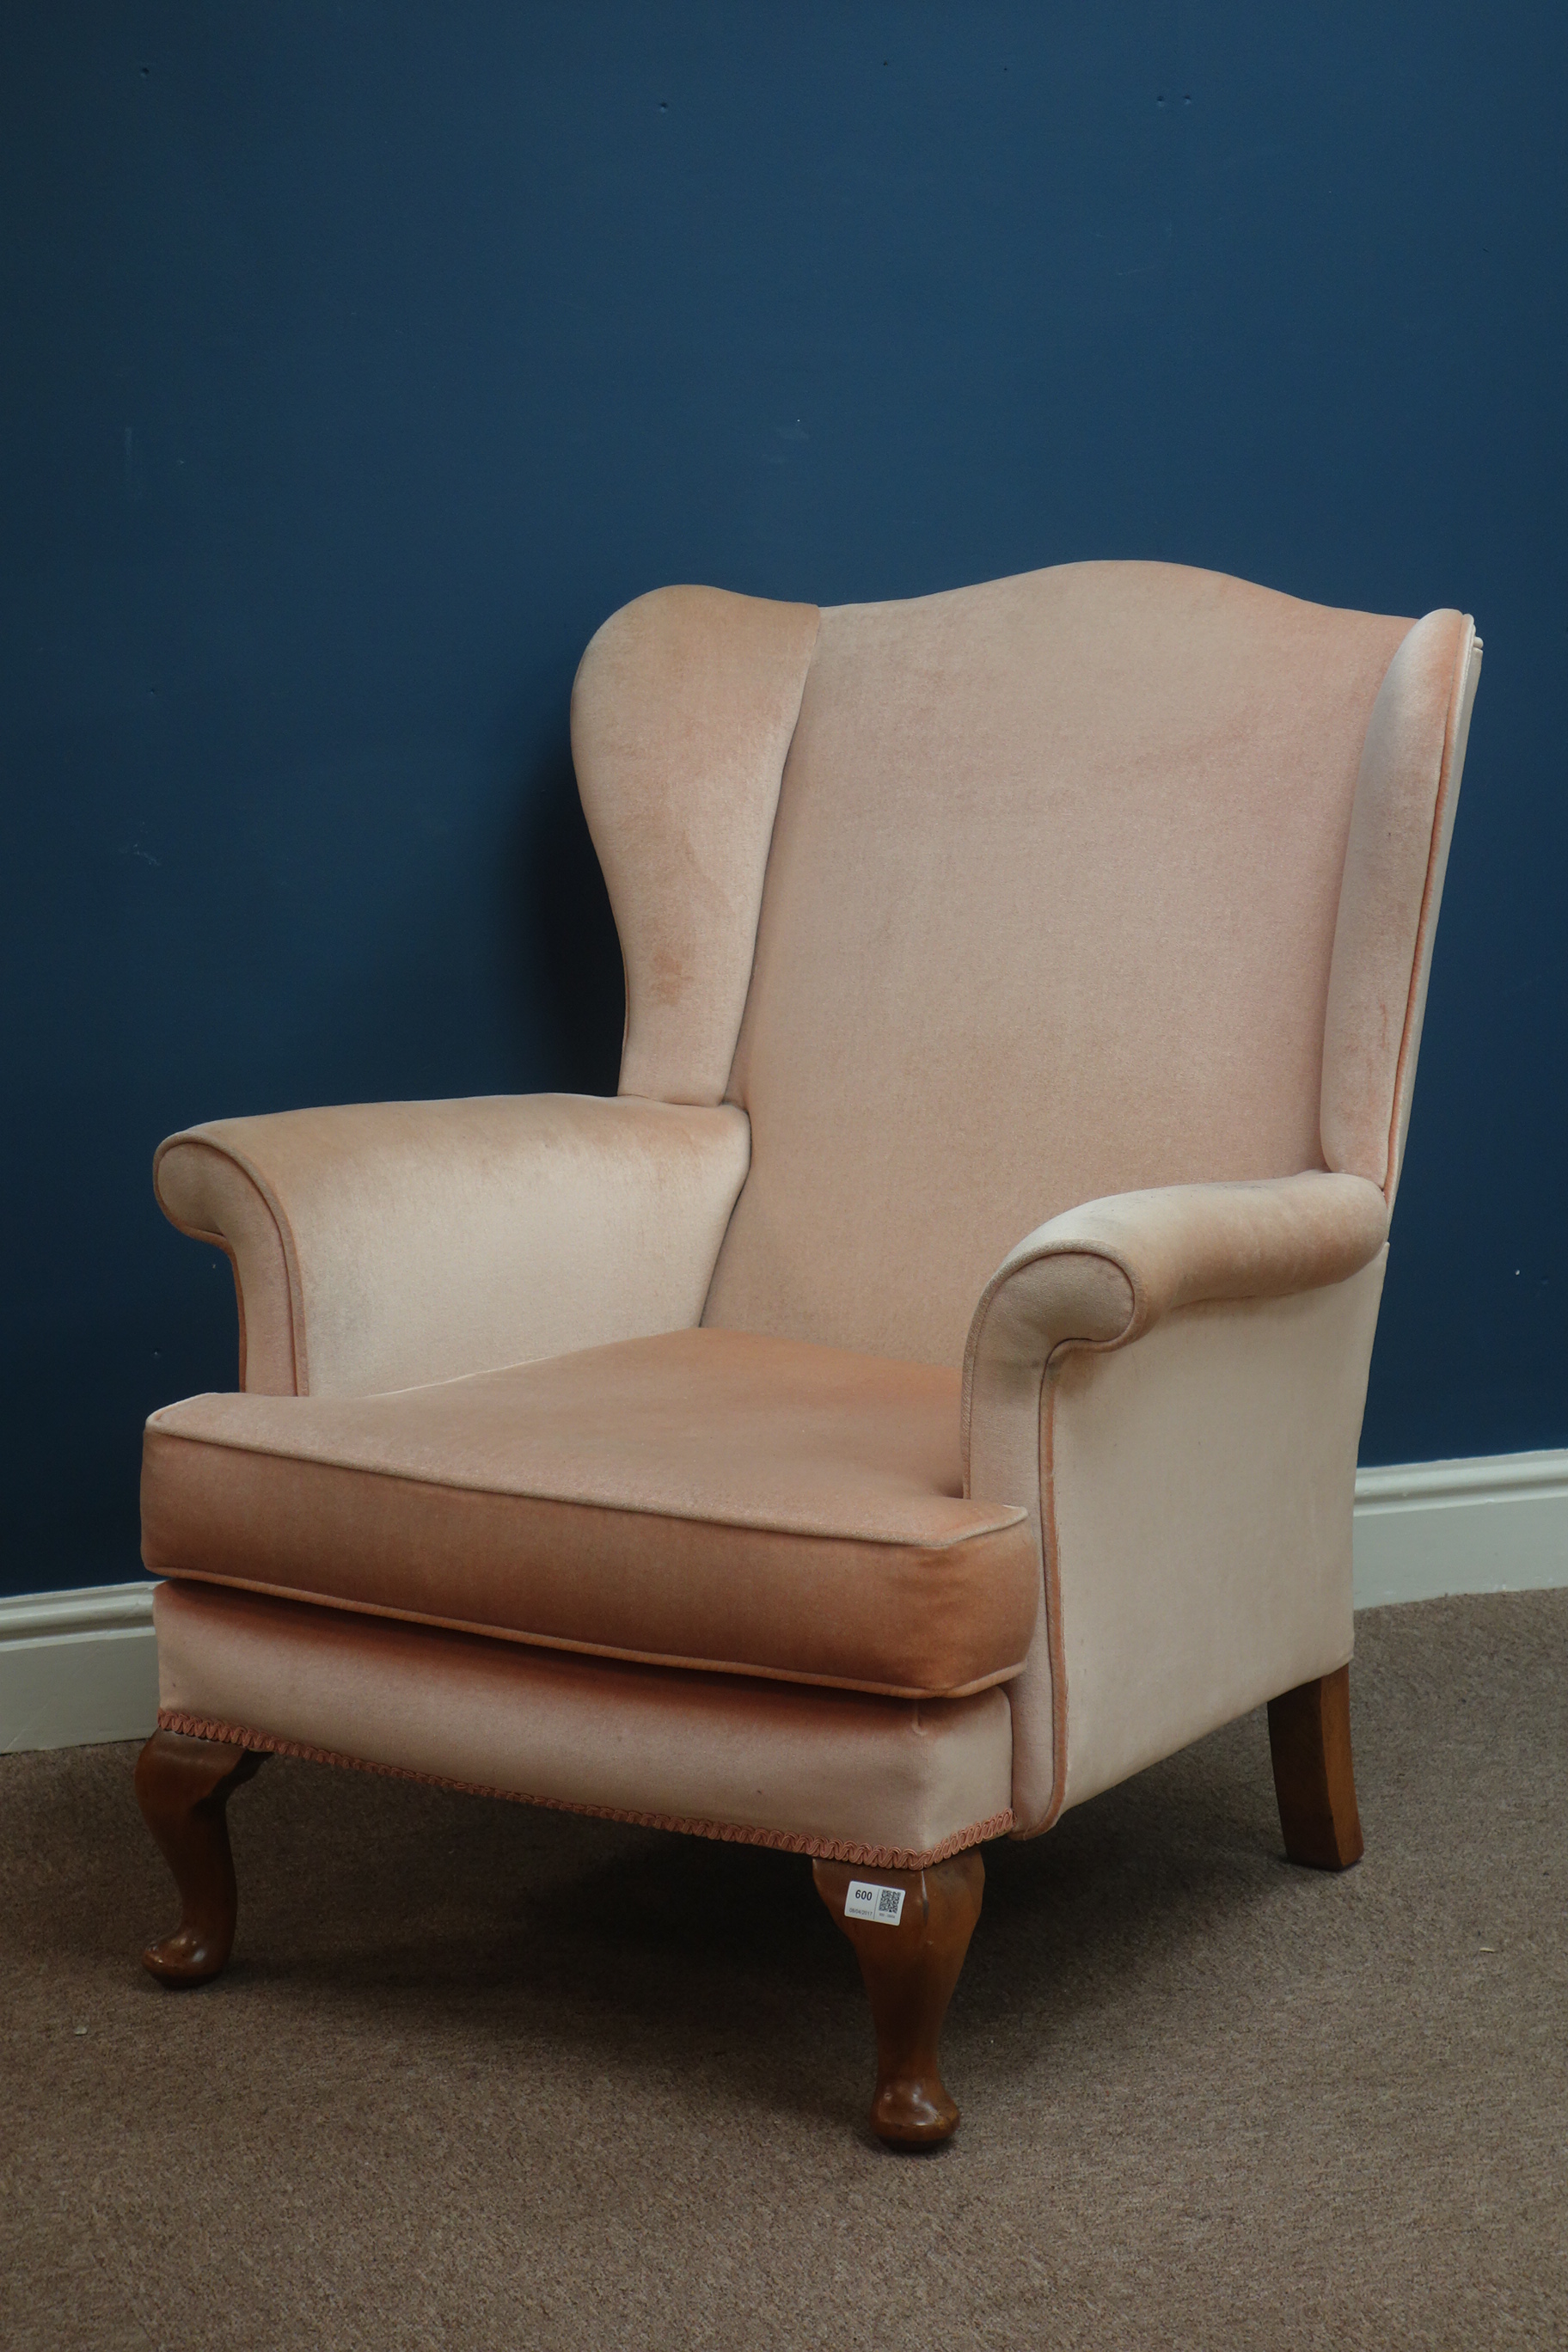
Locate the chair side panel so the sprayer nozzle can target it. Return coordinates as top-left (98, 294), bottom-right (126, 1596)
top-left (1044, 1262), bottom-right (1384, 1827)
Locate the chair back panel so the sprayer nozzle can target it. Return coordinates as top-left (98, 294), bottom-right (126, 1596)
top-left (702, 561), bottom-right (1412, 1365)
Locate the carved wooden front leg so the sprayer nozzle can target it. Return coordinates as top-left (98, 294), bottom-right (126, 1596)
top-left (1267, 1664), bottom-right (1364, 1870)
top-left (134, 1730), bottom-right (266, 1986)
top-left (812, 1847), bottom-right (984, 2147)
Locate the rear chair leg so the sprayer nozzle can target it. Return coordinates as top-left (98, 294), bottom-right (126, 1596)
top-left (1267, 1664), bottom-right (1364, 1870)
top-left (812, 1847), bottom-right (984, 2147)
top-left (134, 1730), bottom-right (266, 1985)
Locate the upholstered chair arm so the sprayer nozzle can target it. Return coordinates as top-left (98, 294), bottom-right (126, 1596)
top-left (155, 1093), bottom-right (750, 1398)
top-left (961, 1170), bottom-right (1391, 1839)
top-left (961, 1170), bottom-right (1389, 1469)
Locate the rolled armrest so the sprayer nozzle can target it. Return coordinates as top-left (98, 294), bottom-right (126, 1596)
top-left (155, 1093), bottom-right (750, 1396)
top-left (962, 1169), bottom-right (1390, 1836)
top-left (961, 1170), bottom-right (1389, 1486)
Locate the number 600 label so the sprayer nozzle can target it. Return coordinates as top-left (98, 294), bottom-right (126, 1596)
top-left (843, 1879), bottom-right (906, 1926)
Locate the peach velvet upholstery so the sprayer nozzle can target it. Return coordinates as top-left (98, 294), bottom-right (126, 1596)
top-left (144, 558), bottom-right (1481, 1859)
top-left (144, 1331), bottom-right (1038, 1700)
top-left (572, 586), bottom-right (820, 1106)
top-left (703, 562), bottom-right (1415, 1368)
top-left (152, 1581), bottom-right (1014, 1868)
top-left (155, 1093), bottom-right (750, 1396)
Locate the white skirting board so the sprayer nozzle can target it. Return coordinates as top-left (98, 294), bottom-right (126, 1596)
top-left (3, 1449), bottom-right (1567, 1753)
top-left (0, 1583), bottom-right (162, 1755)
top-left (1349, 1447), bottom-right (1568, 1607)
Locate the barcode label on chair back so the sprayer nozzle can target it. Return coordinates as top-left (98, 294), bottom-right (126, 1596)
top-left (844, 1879), bottom-right (905, 1926)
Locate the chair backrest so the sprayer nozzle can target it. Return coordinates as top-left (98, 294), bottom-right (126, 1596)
top-left (573, 561), bottom-right (1478, 1368)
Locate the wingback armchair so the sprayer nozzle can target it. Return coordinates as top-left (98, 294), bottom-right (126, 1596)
top-left (135, 562), bottom-right (1480, 2145)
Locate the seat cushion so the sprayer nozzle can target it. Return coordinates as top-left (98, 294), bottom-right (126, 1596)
top-left (142, 1329), bottom-right (1038, 1700)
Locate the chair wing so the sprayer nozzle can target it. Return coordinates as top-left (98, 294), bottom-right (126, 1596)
top-left (1321, 608), bottom-right (1481, 1197)
top-left (571, 585), bottom-right (818, 1107)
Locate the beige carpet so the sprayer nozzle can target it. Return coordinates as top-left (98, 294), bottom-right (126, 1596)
top-left (3, 1590), bottom-right (1565, 2351)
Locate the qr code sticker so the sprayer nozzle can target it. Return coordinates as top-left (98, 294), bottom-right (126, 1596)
top-left (844, 1878), bottom-right (906, 1926)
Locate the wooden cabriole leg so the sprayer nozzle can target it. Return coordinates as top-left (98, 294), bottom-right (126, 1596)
top-left (1267, 1664), bottom-right (1364, 1871)
top-left (134, 1730), bottom-right (266, 1986)
top-left (812, 1847), bottom-right (984, 2148)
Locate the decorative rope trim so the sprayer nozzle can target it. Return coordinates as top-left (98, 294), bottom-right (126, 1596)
top-left (156, 1710), bottom-right (1014, 1869)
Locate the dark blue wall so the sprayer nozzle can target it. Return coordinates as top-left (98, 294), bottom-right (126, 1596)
top-left (4, 3), bottom-right (1564, 1596)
